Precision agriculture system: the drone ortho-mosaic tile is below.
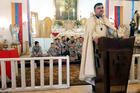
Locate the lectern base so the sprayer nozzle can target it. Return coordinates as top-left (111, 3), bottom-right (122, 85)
top-left (95, 37), bottom-right (135, 93)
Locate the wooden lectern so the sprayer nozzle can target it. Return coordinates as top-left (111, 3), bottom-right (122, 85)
top-left (95, 37), bottom-right (135, 93)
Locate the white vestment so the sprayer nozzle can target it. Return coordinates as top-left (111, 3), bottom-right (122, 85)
top-left (79, 15), bottom-right (116, 84)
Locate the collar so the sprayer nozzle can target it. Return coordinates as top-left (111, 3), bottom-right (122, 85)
top-left (95, 15), bottom-right (104, 19)
top-left (95, 15), bottom-right (100, 19)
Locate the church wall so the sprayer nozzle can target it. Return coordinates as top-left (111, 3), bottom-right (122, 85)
top-left (78, 0), bottom-right (105, 19)
top-left (78, 0), bottom-right (95, 19)
top-left (0, 0), bottom-right (12, 44)
top-left (0, 0), bottom-right (29, 54)
top-left (134, 2), bottom-right (140, 15)
top-left (109, 0), bottom-right (140, 27)
top-left (30, 0), bottom-right (105, 20)
top-left (30, 0), bottom-right (55, 20)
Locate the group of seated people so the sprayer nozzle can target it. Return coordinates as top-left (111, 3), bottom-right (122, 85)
top-left (31, 36), bottom-right (84, 61)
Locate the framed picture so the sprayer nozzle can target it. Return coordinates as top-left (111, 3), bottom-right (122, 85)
top-left (31, 12), bottom-right (39, 38)
top-left (54, 0), bottom-right (78, 20)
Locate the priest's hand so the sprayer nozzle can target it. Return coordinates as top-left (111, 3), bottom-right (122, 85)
top-left (93, 37), bottom-right (98, 44)
top-left (122, 36), bottom-right (128, 39)
top-left (34, 55), bottom-right (39, 57)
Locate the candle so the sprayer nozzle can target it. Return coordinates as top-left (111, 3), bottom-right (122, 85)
top-left (73, 8), bottom-right (75, 18)
top-left (60, 8), bottom-right (62, 16)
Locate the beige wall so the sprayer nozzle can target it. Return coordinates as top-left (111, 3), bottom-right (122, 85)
top-left (109, 0), bottom-right (140, 27)
top-left (30, 0), bottom-right (105, 20)
top-left (30, 0), bottom-right (55, 20)
top-left (78, 0), bottom-right (105, 19)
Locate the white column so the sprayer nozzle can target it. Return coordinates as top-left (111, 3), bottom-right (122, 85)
top-left (130, 55), bottom-right (135, 80)
top-left (40, 59), bottom-right (44, 87)
top-left (11, 61), bottom-right (16, 88)
top-left (58, 59), bottom-right (62, 86)
top-left (31, 60), bottom-right (35, 87)
top-left (66, 56), bottom-right (70, 86)
top-left (49, 59), bottom-right (53, 87)
top-left (1, 61), bottom-right (7, 89)
top-left (21, 60), bottom-right (26, 88)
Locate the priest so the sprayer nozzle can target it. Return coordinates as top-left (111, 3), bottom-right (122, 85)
top-left (79, 3), bottom-right (116, 91)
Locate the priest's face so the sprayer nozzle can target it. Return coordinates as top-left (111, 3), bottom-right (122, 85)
top-left (94, 5), bottom-right (104, 17)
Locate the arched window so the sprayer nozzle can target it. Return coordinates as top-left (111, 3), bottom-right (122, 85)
top-left (31, 12), bottom-right (39, 37)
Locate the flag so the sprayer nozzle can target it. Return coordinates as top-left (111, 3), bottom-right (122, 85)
top-left (11, 2), bottom-right (23, 53)
top-left (115, 6), bottom-right (123, 28)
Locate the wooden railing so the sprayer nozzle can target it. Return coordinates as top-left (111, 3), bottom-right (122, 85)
top-left (129, 54), bottom-right (140, 83)
top-left (0, 56), bottom-right (70, 92)
top-left (1, 54), bottom-right (140, 92)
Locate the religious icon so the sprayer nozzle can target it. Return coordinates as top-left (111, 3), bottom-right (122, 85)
top-left (130, 19), bottom-right (136, 36)
top-left (10, 24), bottom-right (20, 44)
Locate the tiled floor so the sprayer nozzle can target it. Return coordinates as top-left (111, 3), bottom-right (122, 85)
top-left (13, 85), bottom-right (92, 93)
top-left (14, 84), bottom-right (140, 93)
top-left (127, 84), bottom-right (140, 93)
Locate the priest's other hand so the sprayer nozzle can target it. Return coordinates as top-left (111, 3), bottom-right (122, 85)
top-left (122, 36), bottom-right (128, 39)
top-left (35, 55), bottom-right (39, 57)
top-left (94, 37), bottom-right (98, 44)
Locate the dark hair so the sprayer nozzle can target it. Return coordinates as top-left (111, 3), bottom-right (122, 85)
top-left (71, 36), bottom-right (74, 38)
top-left (51, 43), bottom-right (54, 44)
top-left (35, 41), bottom-right (39, 45)
top-left (94, 3), bottom-right (103, 9)
top-left (61, 36), bottom-right (65, 39)
top-left (135, 10), bottom-right (138, 14)
top-left (71, 42), bottom-right (75, 44)
top-left (55, 38), bottom-right (58, 41)
top-left (66, 37), bottom-right (70, 42)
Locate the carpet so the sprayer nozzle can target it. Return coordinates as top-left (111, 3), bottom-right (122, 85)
top-left (16, 64), bottom-right (88, 87)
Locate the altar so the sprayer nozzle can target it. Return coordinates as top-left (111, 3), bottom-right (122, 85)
top-left (51, 26), bottom-right (85, 38)
top-left (0, 49), bottom-right (19, 79)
